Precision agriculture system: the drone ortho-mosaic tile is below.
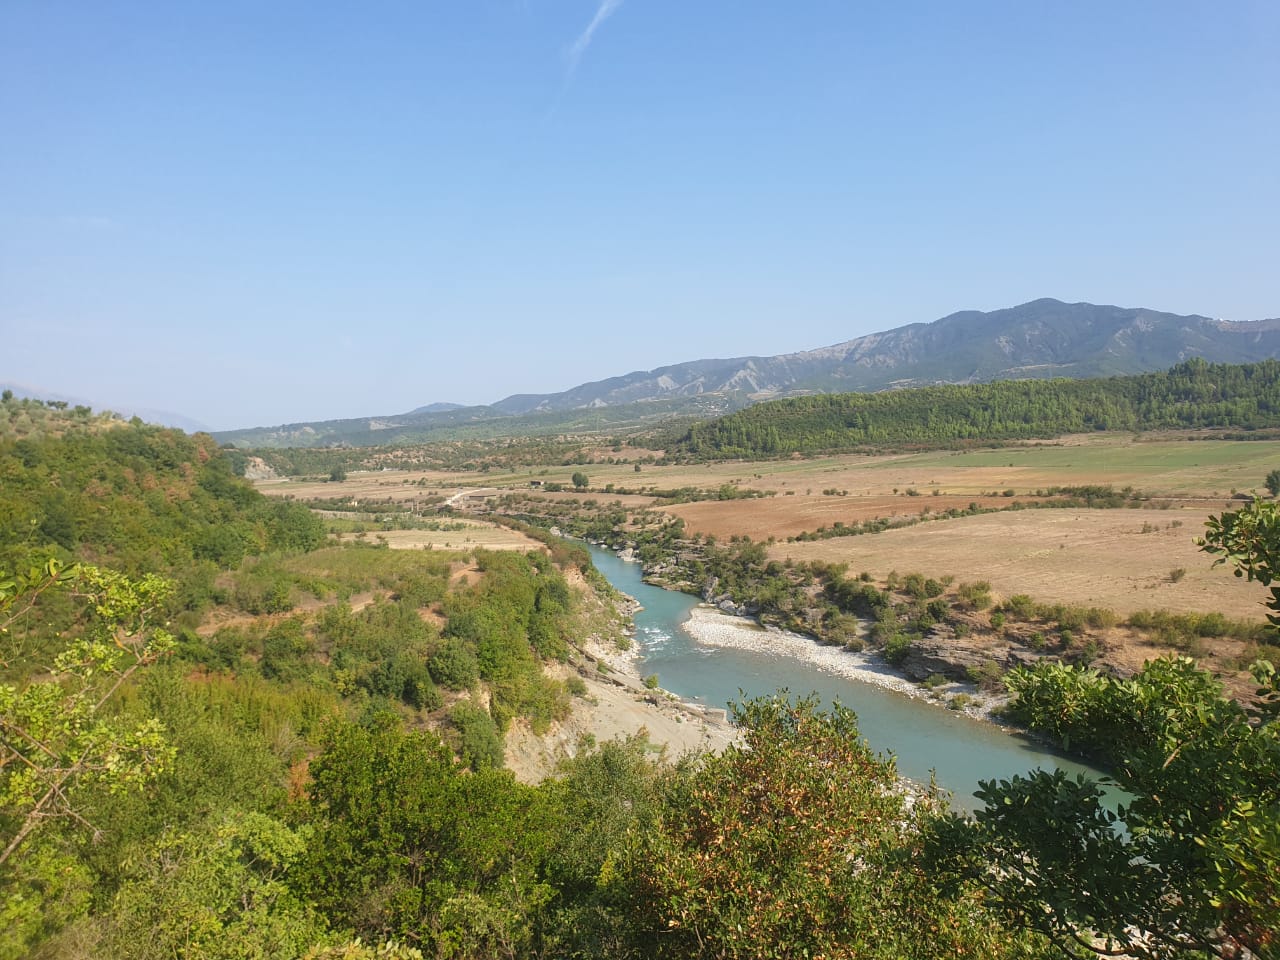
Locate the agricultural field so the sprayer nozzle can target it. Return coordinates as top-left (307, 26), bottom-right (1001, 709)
top-left (334, 522), bottom-right (542, 552)
top-left (258, 432), bottom-right (1280, 624)
top-left (768, 508), bottom-right (1270, 619)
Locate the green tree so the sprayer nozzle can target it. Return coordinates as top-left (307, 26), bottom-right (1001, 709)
top-left (329, 466), bottom-right (347, 483)
top-left (1, 560), bottom-right (175, 869)
top-left (1201, 496), bottom-right (1280, 632)
top-left (1268, 469), bottom-right (1280, 498)
top-left (625, 694), bottom-right (1044, 959)
top-left (571, 471), bottom-right (589, 490)
top-left (936, 657), bottom-right (1279, 958)
top-left (100, 812), bottom-right (328, 959)
top-left (296, 718), bottom-right (556, 953)
top-left (447, 701), bottom-right (504, 771)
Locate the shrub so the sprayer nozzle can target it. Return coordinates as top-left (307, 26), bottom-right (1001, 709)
top-left (448, 702), bottom-right (505, 771)
top-left (428, 639), bottom-right (480, 690)
top-left (881, 632), bottom-right (912, 665)
top-left (958, 581), bottom-right (993, 610)
top-left (967, 659), bottom-right (1006, 693)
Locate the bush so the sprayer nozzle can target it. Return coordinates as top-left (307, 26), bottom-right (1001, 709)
top-left (958, 581), bottom-right (993, 610)
top-left (967, 659), bottom-right (1005, 693)
top-left (1003, 594), bottom-right (1035, 620)
top-left (448, 702), bottom-right (505, 771)
top-left (881, 632), bottom-right (912, 665)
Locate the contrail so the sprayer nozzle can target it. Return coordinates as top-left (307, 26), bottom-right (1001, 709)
top-left (567, 0), bottom-right (624, 75)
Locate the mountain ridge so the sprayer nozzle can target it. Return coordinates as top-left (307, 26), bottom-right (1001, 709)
top-left (214, 298), bottom-right (1280, 448)
top-left (486, 298), bottom-right (1280, 416)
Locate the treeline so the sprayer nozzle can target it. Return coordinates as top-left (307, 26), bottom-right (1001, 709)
top-left (0, 389), bottom-right (122, 441)
top-left (231, 433), bottom-right (659, 478)
top-left (673, 358), bottom-right (1280, 458)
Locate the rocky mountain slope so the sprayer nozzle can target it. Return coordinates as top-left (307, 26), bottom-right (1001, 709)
top-left (491, 298), bottom-right (1280, 414)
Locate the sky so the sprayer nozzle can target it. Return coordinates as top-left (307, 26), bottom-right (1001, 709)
top-left (2, 1), bottom-right (1278, 431)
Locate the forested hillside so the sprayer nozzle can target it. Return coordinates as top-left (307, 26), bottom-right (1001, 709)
top-left (674, 358), bottom-right (1280, 458)
top-left (0, 396), bottom-right (325, 648)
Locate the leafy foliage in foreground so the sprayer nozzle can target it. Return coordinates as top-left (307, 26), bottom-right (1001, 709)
top-left (674, 358), bottom-right (1280, 458)
top-left (629, 695), bottom-right (1044, 960)
top-left (942, 657), bottom-right (1279, 957)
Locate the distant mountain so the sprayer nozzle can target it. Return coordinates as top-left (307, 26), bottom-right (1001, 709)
top-left (489, 299), bottom-right (1280, 414)
top-left (213, 396), bottom-right (732, 449)
top-left (0, 381), bottom-right (210, 434)
top-left (213, 299), bottom-right (1280, 448)
top-left (409, 402), bottom-right (466, 414)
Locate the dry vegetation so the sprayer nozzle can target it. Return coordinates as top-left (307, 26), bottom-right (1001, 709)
top-left (335, 522), bottom-right (542, 552)
top-left (768, 507), bottom-right (1269, 617)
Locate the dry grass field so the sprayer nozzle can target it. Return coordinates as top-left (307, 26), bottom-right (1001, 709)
top-left (259, 470), bottom-right (459, 504)
top-left (334, 523), bottom-right (542, 552)
top-left (768, 508), bottom-right (1270, 619)
top-left (666, 494), bottom-right (1031, 542)
top-left (262, 434), bottom-right (1280, 505)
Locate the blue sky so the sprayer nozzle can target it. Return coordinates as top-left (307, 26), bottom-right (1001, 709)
top-left (2, 1), bottom-right (1277, 430)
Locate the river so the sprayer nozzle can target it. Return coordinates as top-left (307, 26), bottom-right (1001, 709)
top-left (588, 545), bottom-right (1110, 811)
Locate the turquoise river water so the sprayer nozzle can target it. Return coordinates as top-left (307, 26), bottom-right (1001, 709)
top-left (587, 545), bottom-right (1110, 811)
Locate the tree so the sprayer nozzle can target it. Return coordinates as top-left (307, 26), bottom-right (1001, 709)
top-left (929, 499), bottom-right (1280, 958)
top-left (935, 657), bottom-right (1279, 958)
top-left (571, 471), bottom-right (589, 490)
top-left (625, 694), bottom-right (1043, 959)
top-left (1201, 495), bottom-right (1280, 632)
top-left (297, 718), bottom-right (556, 954)
top-left (1267, 469), bottom-right (1280, 498)
top-left (329, 466), bottom-right (347, 483)
top-left (100, 812), bottom-right (328, 959)
top-left (1, 561), bottom-right (175, 865)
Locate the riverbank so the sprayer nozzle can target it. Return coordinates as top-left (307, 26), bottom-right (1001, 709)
top-left (504, 585), bottom-right (739, 783)
top-left (681, 604), bottom-right (1006, 720)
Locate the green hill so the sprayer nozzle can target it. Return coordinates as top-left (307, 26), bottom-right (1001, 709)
top-left (672, 358), bottom-right (1280, 457)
